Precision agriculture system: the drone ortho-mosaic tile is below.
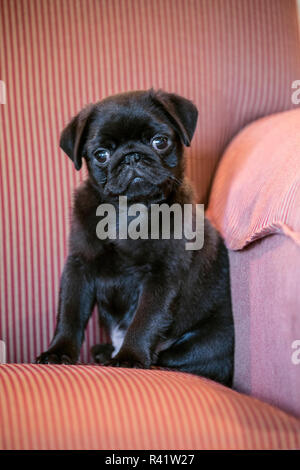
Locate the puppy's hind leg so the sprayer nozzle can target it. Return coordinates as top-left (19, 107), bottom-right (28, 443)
top-left (156, 316), bottom-right (234, 387)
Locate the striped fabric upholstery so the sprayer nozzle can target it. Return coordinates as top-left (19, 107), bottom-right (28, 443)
top-left (0, 0), bottom-right (300, 364)
top-left (1, 364), bottom-right (300, 450)
top-left (206, 108), bottom-right (300, 417)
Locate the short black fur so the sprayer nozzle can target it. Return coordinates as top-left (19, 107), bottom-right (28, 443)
top-left (36, 89), bottom-right (234, 386)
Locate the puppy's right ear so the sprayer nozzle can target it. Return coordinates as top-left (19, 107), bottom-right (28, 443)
top-left (60, 104), bottom-right (94, 171)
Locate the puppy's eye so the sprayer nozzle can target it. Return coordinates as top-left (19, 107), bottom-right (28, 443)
top-left (151, 135), bottom-right (170, 151)
top-left (93, 148), bottom-right (110, 164)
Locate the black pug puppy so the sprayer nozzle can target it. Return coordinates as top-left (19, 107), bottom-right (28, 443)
top-left (36, 89), bottom-right (234, 386)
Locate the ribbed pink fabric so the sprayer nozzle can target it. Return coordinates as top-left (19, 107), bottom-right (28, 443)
top-left (1, 364), bottom-right (300, 450)
top-left (207, 109), bottom-right (300, 250)
top-left (206, 108), bottom-right (300, 417)
top-left (229, 235), bottom-right (300, 419)
top-left (0, 0), bottom-right (300, 363)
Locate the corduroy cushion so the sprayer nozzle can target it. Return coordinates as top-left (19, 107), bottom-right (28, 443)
top-left (0, 364), bottom-right (299, 450)
top-left (207, 109), bottom-right (300, 250)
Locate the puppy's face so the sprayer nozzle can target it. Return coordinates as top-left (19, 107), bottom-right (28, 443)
top-left (60, 89), bottom-right (198, 203)
top-left (86, 106), bottom-right (181, 202)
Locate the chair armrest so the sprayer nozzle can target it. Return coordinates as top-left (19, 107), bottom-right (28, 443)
top-left (207, 109), bottom-right (300, 250)
top-left (206, 109), bottom-right (300, 417)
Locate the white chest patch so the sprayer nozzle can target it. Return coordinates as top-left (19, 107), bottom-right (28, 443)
top-left (111, 326), bottom-right (126, 357)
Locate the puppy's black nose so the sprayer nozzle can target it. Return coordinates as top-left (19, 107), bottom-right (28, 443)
top-left (123, 153), bottom-right (141, 165)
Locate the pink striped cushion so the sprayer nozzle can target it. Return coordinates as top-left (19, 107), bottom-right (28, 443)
top-left (207, 109), bottom-right (300, 250)
top-left (1, 0), bottom-right (300, 364)
top-left (0, 364), bottom-right (299, 450)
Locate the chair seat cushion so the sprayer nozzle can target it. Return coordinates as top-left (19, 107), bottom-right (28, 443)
top-left (0, 364), bottom-right (299, 450)
top-left (207, 109), bottom-right (300, 250)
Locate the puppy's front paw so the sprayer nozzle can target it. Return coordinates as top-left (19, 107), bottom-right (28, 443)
top-left (91, 343), bottom-right (114, 363)
top-left (103, 350), bottom-right (150, 369)
top-left (35, 351), bottom-right (76, 365)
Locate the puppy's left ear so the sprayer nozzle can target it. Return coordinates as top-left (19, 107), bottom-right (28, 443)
top-left (60, 104), bottom-right (94, 170)
top-left (151, 90), bottom-right (198, 146)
